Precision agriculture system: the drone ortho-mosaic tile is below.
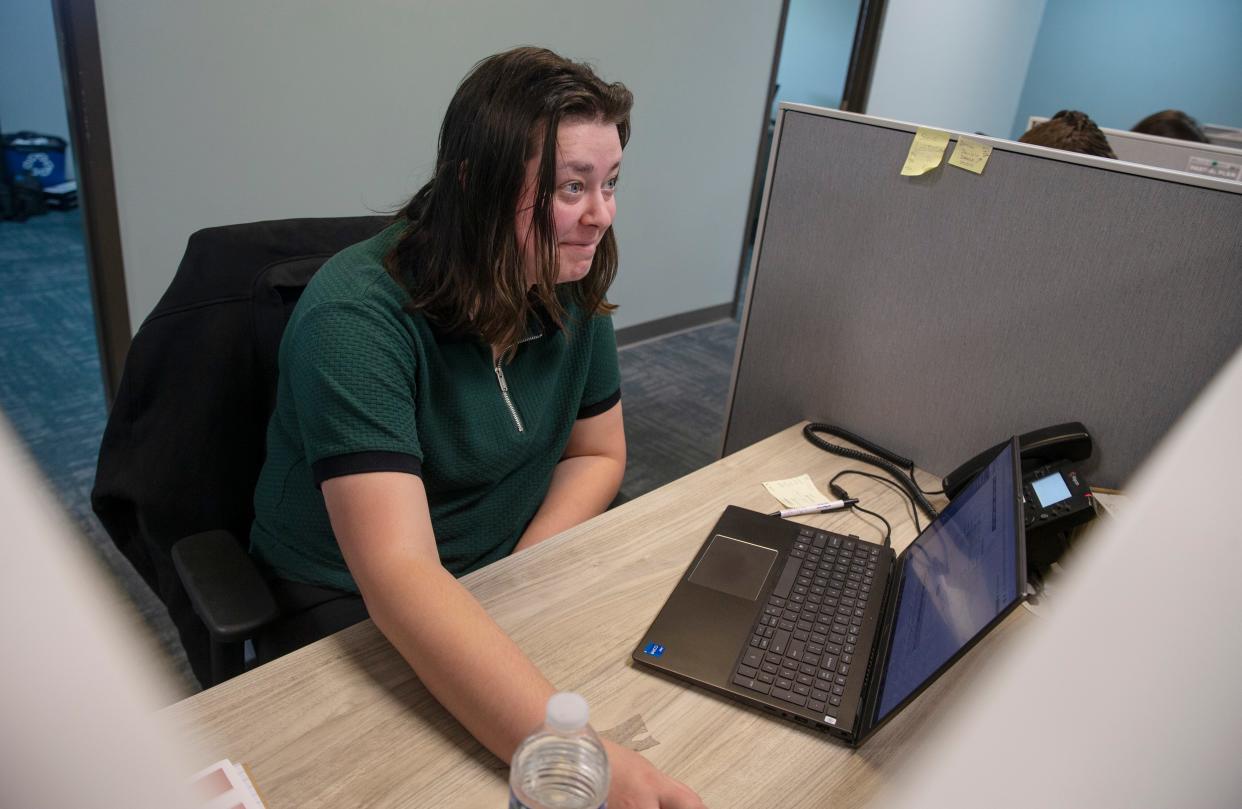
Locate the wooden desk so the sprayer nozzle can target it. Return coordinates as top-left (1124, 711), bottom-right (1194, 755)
top-left (163, 423), bottom-right (1027, 808)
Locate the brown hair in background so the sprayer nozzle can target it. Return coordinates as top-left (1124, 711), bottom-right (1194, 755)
top-left (1019, 110), bottom-right (1116, 159)
top-left (1131, 109), bottom-right (1210, 143)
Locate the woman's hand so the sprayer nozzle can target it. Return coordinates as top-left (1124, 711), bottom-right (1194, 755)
top-left (602, 738), bottom-right (707, 809)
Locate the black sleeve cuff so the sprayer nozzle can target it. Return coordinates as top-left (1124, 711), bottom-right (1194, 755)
top-left (312, 451), bottom-right (423, 489)
top-left (577, 387), bottom-right (621, 419)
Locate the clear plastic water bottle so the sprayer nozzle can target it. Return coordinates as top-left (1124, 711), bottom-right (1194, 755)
top-left (509, 692), bottom-right (610, 809)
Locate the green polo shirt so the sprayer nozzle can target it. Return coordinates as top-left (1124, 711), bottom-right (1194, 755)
top-left (250, 222), bottom-right (621, 592)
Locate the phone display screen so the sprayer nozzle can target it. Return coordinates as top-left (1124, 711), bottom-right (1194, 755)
top-left (1031, 471), bottom-right (1072, 507)
top-left (873, 442), bottom-right (1020, 723)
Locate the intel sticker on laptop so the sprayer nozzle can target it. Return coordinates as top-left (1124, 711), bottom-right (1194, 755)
top-left (642, 642), bottom-right (666, 657)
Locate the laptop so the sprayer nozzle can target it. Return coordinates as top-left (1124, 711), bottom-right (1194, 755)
top-left (632, 437), bottom-right (1025, 745)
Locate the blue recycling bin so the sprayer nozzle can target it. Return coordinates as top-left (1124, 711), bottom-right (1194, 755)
top-left (3, 132), bottom-right (69, 188)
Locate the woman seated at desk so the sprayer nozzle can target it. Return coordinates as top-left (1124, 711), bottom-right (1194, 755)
top-left (247, 46), bottom-right (706, 809)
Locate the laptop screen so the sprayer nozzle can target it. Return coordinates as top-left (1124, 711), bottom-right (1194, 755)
top-left (872, 441), bottom-right (1021, 723)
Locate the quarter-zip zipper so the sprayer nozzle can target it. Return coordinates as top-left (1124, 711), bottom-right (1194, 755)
top-left (493, 332), bottom-right (541, 433)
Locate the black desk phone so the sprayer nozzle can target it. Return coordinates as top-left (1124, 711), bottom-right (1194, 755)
top-left (802, 422), bottom-right (1097, 575)
top-left (943, 423), bottom-right (1097, 572)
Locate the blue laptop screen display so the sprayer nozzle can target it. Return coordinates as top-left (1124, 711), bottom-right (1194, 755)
top-left (874, 442), bottom-right (1019, 722)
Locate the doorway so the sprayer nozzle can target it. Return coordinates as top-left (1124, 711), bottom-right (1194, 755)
top-left (0, 2), bottom-right (107, 503)
top-left (1, 0), bottom-right (191, 688)
top-left (735, 0), bottom-right (887, 316)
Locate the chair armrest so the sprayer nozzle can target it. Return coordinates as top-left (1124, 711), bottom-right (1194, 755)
top-left (171, 530), bottom-right (280, 644)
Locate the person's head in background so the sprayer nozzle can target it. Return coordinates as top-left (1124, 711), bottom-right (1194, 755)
top-left (1131, 109), bottom-right (1209, 143)
top-left (389, 46), bottom-right (633, 351)
top-left (1019, 110), bottom-right (1116, 159)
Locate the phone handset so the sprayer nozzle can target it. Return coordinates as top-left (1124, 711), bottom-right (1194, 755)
top-left (942, 422), bottom-right (1092, 501)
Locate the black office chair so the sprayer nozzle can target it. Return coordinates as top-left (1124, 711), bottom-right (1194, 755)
top-left (92, 215), bottom-right (388, 688)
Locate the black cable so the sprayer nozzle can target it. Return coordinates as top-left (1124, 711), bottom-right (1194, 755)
top-left (802, 423), bottom-right (939, 519)
top-left (1026, 566), bottom-right (1046, 604)
top-left (829, 469), bottom-right (922, 535)
top-left (850, 502), bottom-right (892, 548)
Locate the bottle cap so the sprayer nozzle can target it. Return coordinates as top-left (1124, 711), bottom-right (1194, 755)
top-left (545, 692), bottom-right (589, 731)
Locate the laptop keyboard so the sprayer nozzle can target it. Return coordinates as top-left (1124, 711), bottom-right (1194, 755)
top-left (731, 527), bottom-right (879, 720)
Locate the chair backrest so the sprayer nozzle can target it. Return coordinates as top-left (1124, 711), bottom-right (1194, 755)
top-left (92, 215), bottom-right (387, 684)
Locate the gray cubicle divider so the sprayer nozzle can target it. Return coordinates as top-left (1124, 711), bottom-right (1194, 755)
top-left (1204, 123), bottom-right (1242, 150)
top-left (1027, 115), bottom-right (1242, 183)
top-left (723, 104), bottom-right (1242, 488)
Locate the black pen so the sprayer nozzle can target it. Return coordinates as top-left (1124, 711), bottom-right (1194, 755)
top-left (767, 498), bottom-right (858, 518)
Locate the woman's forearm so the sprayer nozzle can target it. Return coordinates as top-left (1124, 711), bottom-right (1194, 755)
top-left (324, 473), bottom-right (554, 762)
top-left (360, 554), bottom-right (555, 763)
top-left (322, 467), bottom-right (703, 807)
top-left (514, 453), bottom-right (624, 552)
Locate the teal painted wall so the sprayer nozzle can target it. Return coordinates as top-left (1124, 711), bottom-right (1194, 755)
top-left (0, 0), bottom-right (74, 178)
top-left (1012, 0), bottom-right (1242, 138)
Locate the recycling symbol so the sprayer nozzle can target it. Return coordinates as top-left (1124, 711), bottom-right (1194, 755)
top-left (22, 152), bottom-right (55, 178)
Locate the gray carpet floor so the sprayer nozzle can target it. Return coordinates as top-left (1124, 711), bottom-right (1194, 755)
top-left (0, 208), bottom-right (739, 699)
top-left (618, 321), bottom-right (739, 498)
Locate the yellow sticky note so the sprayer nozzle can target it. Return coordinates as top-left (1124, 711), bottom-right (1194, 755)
top-left (900, 127), bottom-right (951, 176)
top-left (762, 474), bottom-right (831, 509)
top-left (948, 137), bottom-right (994, 175)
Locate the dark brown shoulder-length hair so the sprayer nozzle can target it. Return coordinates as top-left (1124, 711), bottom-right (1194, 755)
top-left (386, 47), bottom-right (633, 350)
top-left (1019, 110), bottom-right (1116, 159)
top-left (1132, 109), bottom-right (1209, 143)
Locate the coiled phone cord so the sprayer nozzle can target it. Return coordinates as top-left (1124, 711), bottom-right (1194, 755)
top-left (801, 423), bottom-right (940, 521)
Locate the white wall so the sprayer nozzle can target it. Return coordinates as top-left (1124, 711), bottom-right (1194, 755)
top-left (0, 0), bottom-right (74, 178)
top-left (94, 1), bottom-right (783, 332)
top-left (867, 0), bottom-right (1046, 137)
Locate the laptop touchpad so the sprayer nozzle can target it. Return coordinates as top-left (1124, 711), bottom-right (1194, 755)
top-left (687, 534), bottom-right (777, 601)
